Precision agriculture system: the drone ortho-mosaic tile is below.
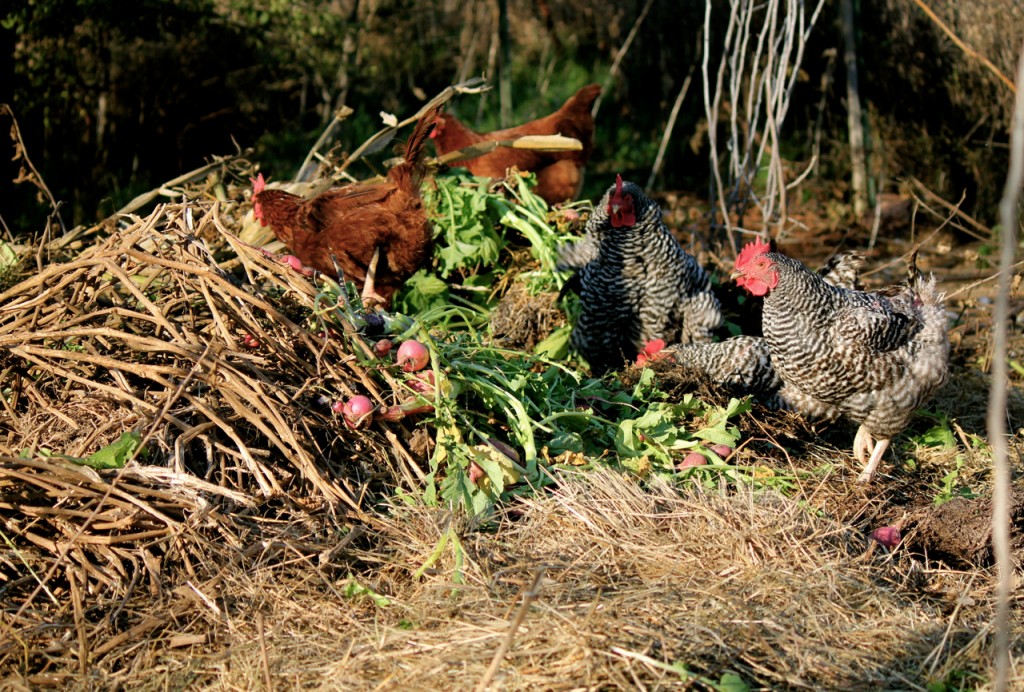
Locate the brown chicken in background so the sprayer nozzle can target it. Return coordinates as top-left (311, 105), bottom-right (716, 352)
top-left (429, 83), bottom-right (601, 205)
top-left (251, 106), bottom-right (439, 308)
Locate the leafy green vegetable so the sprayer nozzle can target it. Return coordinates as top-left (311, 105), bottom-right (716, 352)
top-left (23, 431), bottom-right (145, 470)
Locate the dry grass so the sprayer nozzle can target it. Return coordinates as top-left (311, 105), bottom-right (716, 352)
top-left (7, 470), bottom-right (1015, 689)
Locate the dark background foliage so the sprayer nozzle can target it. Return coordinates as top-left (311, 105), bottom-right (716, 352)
top-left (2, 0), bottom-right (1021, 234)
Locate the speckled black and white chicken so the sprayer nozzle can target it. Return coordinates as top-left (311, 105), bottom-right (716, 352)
top-left (556, 175), bottom-right (722, 375)
top-left (660, 251), bottom-right (866, 404)
top-left (732, 238), bottom-right (949, 482)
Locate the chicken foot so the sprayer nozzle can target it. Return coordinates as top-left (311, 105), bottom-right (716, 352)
top-left (361, 247), bottom-right (388, 308)
top-left (853, 426), bottom-right (890, 483)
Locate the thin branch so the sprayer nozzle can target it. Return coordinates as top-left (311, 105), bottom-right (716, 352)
top-left (592, 0), bottom-right (655, 121)
top-left (909, 0), bottom-right (1015, 94)
top-left (475, 567), bottom-right (545, 692)
top-left (647, 62), bottom-right (696, 190)
top-left (1, 103), bottom-right (66, 234)
top-left (988, 37), bottom-right (1024, 692)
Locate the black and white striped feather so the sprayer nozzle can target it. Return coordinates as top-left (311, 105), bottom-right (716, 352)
top-left (759, 252), bottom-right (948, 440)
top-left (662, 251), bottom-right (866, 405)
top-left (557, 180), bottom-right (722, 375)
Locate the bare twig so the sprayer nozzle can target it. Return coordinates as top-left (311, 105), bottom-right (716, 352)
top-left (294, 106), bottom-right (355, 183)
top-left (988, 38), bottom-right (1024, 692)
top-left (648, 61), bottom-right (697, 190)
top-left (702, 0), bottom-right (827, 251)
top-left (909, 0), bottom-right (1015, 94)
top-left (909, 177), bottom-right (993, 241)
top-left (475, 567), bottom-right (546, 692)
top-left (591, 0), bottom-right (655, 121)
top-left (1, 103), bottom-right (66, 235)
top-left (337, 77), bottom-right (489, 177)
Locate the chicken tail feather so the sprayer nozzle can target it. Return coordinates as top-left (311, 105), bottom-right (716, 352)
top-left (389, 105), bottom-right (442, 189)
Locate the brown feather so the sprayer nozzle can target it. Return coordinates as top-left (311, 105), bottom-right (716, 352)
top-left (431, 84), bottom-right (601, 204)
top-left (252, 107), bottom-right (438, 308)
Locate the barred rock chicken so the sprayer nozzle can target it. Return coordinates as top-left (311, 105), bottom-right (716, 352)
top-left (557, 175), bottom-right (722, 375)
top-left (251, 107), bottom-right (439, 308)
top-left (732, 239), bottom-right (949, 482)
top-left (661, 251), bottom-right (866, 404)
top-left (429, 84), bottom-right (601, 205)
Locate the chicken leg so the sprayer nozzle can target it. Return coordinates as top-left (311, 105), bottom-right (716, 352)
top-left (853, 426), bottom-right (890, 483)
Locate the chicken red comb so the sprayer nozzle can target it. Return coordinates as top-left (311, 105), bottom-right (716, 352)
top-left (251, 173), bottom-right (266, 194)
top-left (615, 173), bottom-right (623, 196)
top-left (735, 237), bottom-right (772, 270)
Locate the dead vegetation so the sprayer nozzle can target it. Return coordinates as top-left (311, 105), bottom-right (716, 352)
top-left (1, 113), bottom-right (1024, 691)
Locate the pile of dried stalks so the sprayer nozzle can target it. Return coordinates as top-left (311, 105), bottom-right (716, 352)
top-left (0, 169), bottom-right (433, 675)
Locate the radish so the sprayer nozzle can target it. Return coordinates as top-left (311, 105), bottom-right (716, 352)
top-left (339, 395), bottom-right (374, 428)
top-left (870, 526), bottom-right (901, 549)
top-left (469, 461), bottom-right (486, 484)
top-left (407, 369), bottom-right (435, 395)
top-left (708, 444), bottom-right (733, 459)
top-left (677, 452), bottom-right (708, 469)
top-left (373, 338), bottom-right (394, 358)
top-left (397, 339), bottom-right (430, 372)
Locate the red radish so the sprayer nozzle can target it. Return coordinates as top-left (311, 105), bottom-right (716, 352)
top-left (870, 526), bottom-right (902, 549)
top-left (469, 461), bottom-right (486, 484)
top-left (708, 444), bottom-right (733, 459)
top-left (397, 339), bottom-right (430, 372)
top-left (678, 452), bottom-right (708, 469)
top-left (340, 395), bottom-right (374, 428)
top-left (241, 333), bottom-right (261, 349)
top-left (373, 339), bottom-right (394, 358)
top-left (331, 400), bottom-right (347, 414)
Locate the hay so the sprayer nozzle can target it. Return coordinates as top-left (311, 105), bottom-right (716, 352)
top-left (32, 470), bottom-right (1010, 690)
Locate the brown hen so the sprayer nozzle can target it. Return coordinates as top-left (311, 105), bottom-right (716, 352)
top-left (252, 107), bottom-right (438, 308)
top-left (429, 84), bottom-right (601, 205)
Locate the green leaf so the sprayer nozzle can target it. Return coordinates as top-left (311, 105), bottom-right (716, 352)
top-left (716, 672), bottom-right (751, 692)
top-left (32, 431), bottom-right (145, 470)
top-left (0, 240), bottom-right (18, 273)
top-left (341, 573), bottom-right (391, 607)
top-left (916, 422), bottom-right (956, 449)
top-left (82, 431), bottom-right (143, 469)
